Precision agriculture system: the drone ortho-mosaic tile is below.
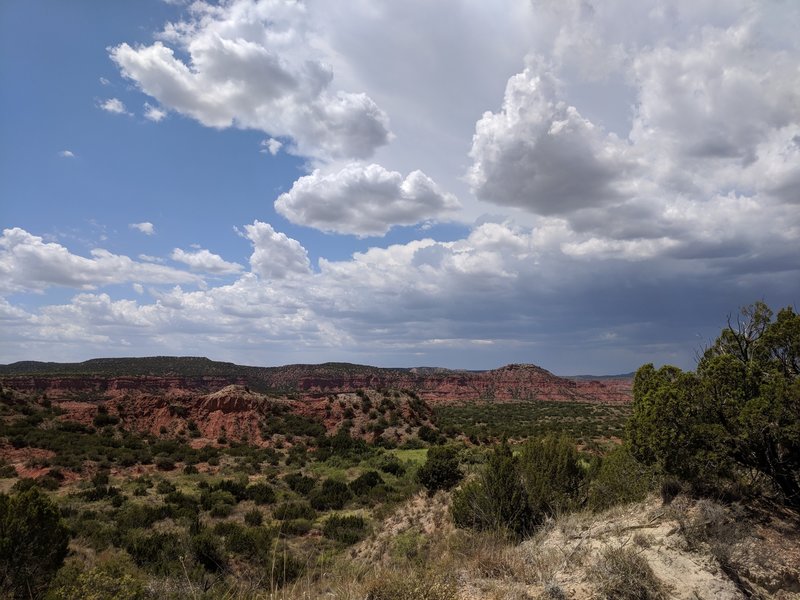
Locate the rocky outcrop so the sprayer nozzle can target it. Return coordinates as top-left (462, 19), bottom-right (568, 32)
top-left (0, 362), bottom-right (631, 406)
top-left (0, 361), bottom-right (631, 446)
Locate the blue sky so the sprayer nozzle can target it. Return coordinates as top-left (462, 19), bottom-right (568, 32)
top-left (1, 0), bottom-right (799, 374)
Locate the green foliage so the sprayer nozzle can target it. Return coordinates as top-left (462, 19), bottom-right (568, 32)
top-left (587, 445), bottom-right (660, 511)
top-left (323, 514), bottom-right (368, 545)
top-left (246, 482), bottom-right (276, 505)
top-left (244, 508), bottom-right (263, 526)
top-left (310, 478), bottom-right (353, 510)
top-left (377, 455), bottom-right (406, 476)
top-left (0, 487), bottom-right (70, 599)
top-left (46, 554), bottom-right (146, 600)
top-left (435, 401), bottom-right (630, 444)
top-left (122, 530), bottom-right (184, 575)
top-left (518, 434), bottom-right (585, 521)
top-left (349, 470), bottom-right (384, 496)
top-left (273, 501), bottom-right (316, 521)
top-left (628, 303), bottom-right (800, 506)
top-left (190, 530), bottom-right (226, 572)
top-left (284, 472), bottom-right (316, 495)
top-left (451, 441), bottom-right (532, 538)
top-left (263, 544), bottom-right (303, 588)
top-left (417, 446), bottom-right (462, 494)
top-left (280, 518), bottom-right (313, 536)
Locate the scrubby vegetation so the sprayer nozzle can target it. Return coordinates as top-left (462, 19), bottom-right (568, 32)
top-left (0, 302), bottom-right (797, 598)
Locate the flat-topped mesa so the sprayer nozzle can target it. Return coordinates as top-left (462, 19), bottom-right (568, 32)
top-left (0, 375), bottom-right (242, 400)
top-left (0, 358), bottom-right (632, 406)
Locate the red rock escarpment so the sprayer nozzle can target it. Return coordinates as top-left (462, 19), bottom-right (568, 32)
top-left (0, 364), bottom-right (631, 406)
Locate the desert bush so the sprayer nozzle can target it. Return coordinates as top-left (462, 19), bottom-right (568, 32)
top-left (273, 501), bottom-right (316, 521)
top-left (310, 478), bottom-right (352, 510)
top-left (263, 544), bottom-right (303, 588)
top-left (121, 530), bottom-right (184, 575)
top-left (364, 570), bottom-right (457, 600)
top-left (377, 455), bottom-right (406, 476)
top-left (190, 530), bottom-right (226, 572)
top-left (660, 478), bottom-right (682, 505)
top-left (155, 479), bottom-right (176, 495)
top-left (323, 514), bottom-right (368, 545)
top-left (349, 470), bottom-right (384, 496)
top-left (209, 502), bottom-right (234, 518)
top-left (280, 518), bottom-right (313, 537)
top-left (246, 482), bottom-right (276, 505)
top-left (46, 554), bottom-right (146, 600)
top-left (589, 546), bottom-right (666, 599)
top-left (244, 508), bottom-right (263, 526)
top-left (587, 444), bottom-right (659, 511)
top-left (0, 460), bottom-right (16, 479)
top-left (518, 434), bottom-right (585, 522)
top-left (201, 489), bottom-right (237, 512)
top-left (284, 472), bottom-right (316, 495)
top-left (627, 303), bottom-right (800, 507)
top-left (113, 501), bottom-right (169, 532)
top-left (417, 446), bottom-right (462, 494)
top-left (0, 487), bottom-right (70, 599)
top-left (154, 456), bottom-right (175, 471)
top-left (226, 524), bottom-right (273, 558)
top-left (451, 441), bottom-right (532, 538)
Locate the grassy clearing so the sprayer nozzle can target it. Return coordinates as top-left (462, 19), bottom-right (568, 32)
top-left (387, 448), bottom-right (428, 466)
top-left (436, 400), bottom-right (630, 445)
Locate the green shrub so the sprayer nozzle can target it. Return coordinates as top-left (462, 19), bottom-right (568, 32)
top-left (377, 455), bottom-right (406, 476)
top-left (114, 502), bottom-right (168, 532)
top-left (627, 303), bottom-right (800, 507)
top-left (0, 487), bottom-right (70, 599)
top-left (322, 514), bottom-right (367, 545)
top-left (209, 502), bottom-right (233, 518)
top-left (244, 508), bottom-right (263, 526)
top-left (310, 478), bottom-right (353, 510)
top-left (273, 501), bottom-right (316, 521)
top-left (349, 471), bottom-right (384, 496)
top-left (280, 518), bottom-right (312, 537)
top-left (263, 544), bottom-right (303, 588)
top-left (154, 456), bottom-right (175, 471)
top-left (284, 472), bottom-right (316, 495)
top-left (589, 546), bottom-right (666, 599)
top-left (417, 446), bottom-right (462, 494)
top-left (190, 530), bottom-right (225, 572)
top-left (518, 435), bottom-right (585, 522)
top-left (0, 461), bottom-right (16, 479)
top-left (155, 479), bottom-right (176, 495)
top-left (122, 530), bottom-right (184, 575)
top-left (587, 445), bottom-right (659, 512)
top-left (46, 554), bottom-right (146, 600)
top-left (201, 489), bottom-right (236, 511)
top-left (451, 441), bottom-right (532, 538)
top-left (246, 482), bottom-right (275, 505)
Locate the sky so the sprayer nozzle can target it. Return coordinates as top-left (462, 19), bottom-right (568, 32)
top-left (1, 0), bottom-right (799, 375)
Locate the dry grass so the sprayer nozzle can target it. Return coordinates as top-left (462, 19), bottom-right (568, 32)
top-left (588, 546), bottom-right (667, 599)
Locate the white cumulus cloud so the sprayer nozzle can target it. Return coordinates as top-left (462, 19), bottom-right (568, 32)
top-left (98, 97), bottom-right (130, 115)
top-left (242, 221), bottom-right (311, 280)
top-left (0, 228), bottom-right (199, 293)
top-left (171, 248), bottom-right (243, 274)
top-left (143, 102), bottom-right (167, 122)
top-left (129, 222), bottom-right (155, 235)
top-left (275, 164), bottom-right (461, 237)
top-left (109, 0), bottom-right (391, 162)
